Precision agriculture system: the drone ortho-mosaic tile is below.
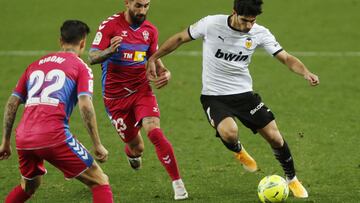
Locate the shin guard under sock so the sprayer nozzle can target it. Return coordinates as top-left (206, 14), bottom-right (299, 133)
top-left (148, 128), bottom-right (181, 181)
top-left (272, 141), bottom-right (296, 180)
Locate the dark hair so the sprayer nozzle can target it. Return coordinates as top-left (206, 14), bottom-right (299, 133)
top-left (233, 0), bottom-right (263, 16)
top-left (60, 20), bottom-right (90, 44)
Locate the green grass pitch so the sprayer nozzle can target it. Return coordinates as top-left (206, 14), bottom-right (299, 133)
top-left (0, 0), bottom-right (359, 202)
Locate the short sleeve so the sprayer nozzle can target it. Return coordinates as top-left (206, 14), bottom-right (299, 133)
top-left (188, 16), bottom-right (208, 40)
top-left (12, 67), bottom-right (29, 103)
top-left (147, 27), bottom-right (159, 57)
top-left (91, 21), bottom-right (113, 51)
top-left (259, 29), bottom-right (283, 56)
top-left (77, 60), bottom-right (94, 98)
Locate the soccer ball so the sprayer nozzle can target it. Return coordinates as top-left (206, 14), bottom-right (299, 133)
top-left (258, 175), bottom-right (289, 203)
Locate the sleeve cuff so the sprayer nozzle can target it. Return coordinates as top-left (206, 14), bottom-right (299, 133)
top-left (187, 27), bottom-right (195, 40)
top-left (12, 92), bottom-right (25, 103)
top-left (272, 49), bottom-right (283, 56)
top-left (78, 92), bottom-right (93, 99)
top-left (89, 47), bottom-right (100, 51)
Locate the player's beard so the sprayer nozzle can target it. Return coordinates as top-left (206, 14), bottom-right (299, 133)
top-left (129, 10), bottom-right (146, 26)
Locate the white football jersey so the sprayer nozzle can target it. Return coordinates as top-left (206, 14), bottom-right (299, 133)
top-left (189, 15), bottom-right (283, 95)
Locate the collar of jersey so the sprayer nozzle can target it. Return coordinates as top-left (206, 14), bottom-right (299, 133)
top-left (227, 15), bottom-right (248, 34)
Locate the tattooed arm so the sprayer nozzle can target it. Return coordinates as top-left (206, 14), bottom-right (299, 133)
top-left (78, 95), bottom-right (108, 162)
top-left (88, 48), bottom-right (114, 65)
top-left (0, 95), bottom-right (22, 160)
top-left (88, 36), bottom-right (122, 65)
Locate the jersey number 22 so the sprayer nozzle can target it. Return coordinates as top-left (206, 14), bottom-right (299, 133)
top-left (26, 69), bottom-right (66, 106)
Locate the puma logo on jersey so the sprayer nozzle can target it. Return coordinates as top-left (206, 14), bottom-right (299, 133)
top-left (215, 49), bottom-right (249, 62)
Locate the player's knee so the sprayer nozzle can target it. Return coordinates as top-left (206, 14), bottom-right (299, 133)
top-left (142, 117), bottom-right (160, 133)
top-left (143, 124), bottom-right (158, 133)
top-left (218, 126), bottom-right (238, 142)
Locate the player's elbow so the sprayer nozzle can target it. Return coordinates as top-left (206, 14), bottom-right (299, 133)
top-left (284, 55), bottom-right (300, 68)
top-left (88, 58), bottom-right (95, 65)
top-left (78, 95), bottom-right (93, 110)
top-left (88, 51), bottom-right (100, 65)
top-left (176, 34), bottom-right (185, 43)
top-left (88, 55), bottom-right (97, 65)
top-left (79, 104), bottom-right (96, 123)
top-left (174, 31), bottom-right (191, 44)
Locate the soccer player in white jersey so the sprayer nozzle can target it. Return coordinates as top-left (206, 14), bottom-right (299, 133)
top-left (147, 0), bottom-right (319, 199)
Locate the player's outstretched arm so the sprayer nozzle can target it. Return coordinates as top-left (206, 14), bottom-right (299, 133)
top-left (78, 95), bottom-right (108, 163)
top-left (147, 29), bottom-right (193, 80)
top-left (88, 36), bottom-right (122, 65)
top-left (0, 95), bottom-right (22, 160)
top-left (275, 50), bottom-right (320, 86)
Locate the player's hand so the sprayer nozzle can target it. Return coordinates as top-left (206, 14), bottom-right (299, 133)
top-left (109, 36), bottom-right (122, 53)
top-left (146, 60), bottom-right (157, 81)
top-left (304, 72), bottom-right (320, 86)
top-left (0, 142), bottom-right (12, 160)
top-left (154, 67), bottom-right (171, 89)
top-left (94, 144), bottom-right (109, 163)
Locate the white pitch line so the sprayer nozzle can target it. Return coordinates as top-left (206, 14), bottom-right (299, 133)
top-left (0, 50), bottom-right (360, 57)
top-left (173, 51), bottom-right (360, 57)
top-left (0, 50), bottom-right (49, 56)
